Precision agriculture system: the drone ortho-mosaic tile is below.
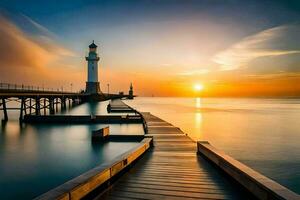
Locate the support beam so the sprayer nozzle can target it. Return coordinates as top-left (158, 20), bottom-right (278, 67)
top-left (43, 98), bottom-right (46, 115)
top-left (49, 98), bottom-right (55, 115)
top-left (35, 97), bottom-right (41, 115)
top-left (61, 97), bottom-right (66, 111)
top-left (29, 98), bottom-right (32, 114)
top-left (72, 98), bottom-right (76, 107)
top-left (19, 97), bottom-right (24, 121)
top-left (2, 98), bottom-right (8, 121)
top-left (24, 98), bottom-right (27, 115)
top-left (55, 98), bottom-right (58, 112)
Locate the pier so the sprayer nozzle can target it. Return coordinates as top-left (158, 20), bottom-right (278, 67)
top-left (35, 101), bottom-right (299, 200)
top-left (96, 112), bottom-right (251, 199)
top-left (107, 99), bottom-right (137, 113)
top-left (0, 82), bottom-right (84, 121)
top-left (96, 113), bottom-right (299, 200)
top-left (0, 83), bottom-right (133, 122)
top-left (23, 114), bottom-right (142, 124)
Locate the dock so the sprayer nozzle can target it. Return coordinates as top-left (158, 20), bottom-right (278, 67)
top-left (95, 112), bottom-right (251, 199)
top-left (107, 99), bottom-right (137, 113)
top-left (0, 82), bottom-right (132, 122)
top-left (35, 102), bottom-right (300, 200)
top-left (22, 114), bottom-right (142, 124)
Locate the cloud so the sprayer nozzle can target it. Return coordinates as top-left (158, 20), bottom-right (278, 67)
top-left (213, 24), bottom-right (300, 71)
top-left (0, 14), bottom-right (80, 88)
top-left (20, 14), bottom-right (75, 57)
top-left (20, 14), bottom-right (56, 38)
top-left (177, 69), bottom-right (210, 76)
top-left (0, 15), bottom-right (52, 69)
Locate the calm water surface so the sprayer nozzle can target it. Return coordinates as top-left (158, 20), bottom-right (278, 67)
top-left (0, 100), bottom-right (143, 199)
top-left (125, 97), bottom-right (300, 194)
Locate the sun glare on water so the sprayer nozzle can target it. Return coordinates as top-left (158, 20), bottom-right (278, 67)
top-left (194, 84), bottom-right (204, 91)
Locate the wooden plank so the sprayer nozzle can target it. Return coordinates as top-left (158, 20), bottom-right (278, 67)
top-left (101, 195), bottom-right (135, 200)
top-left (102, 190), bottom-right (200, 200)
top-left (139, 168), bottom-right (209, 174)
top-left (118, 176), bottom-right (225, 187)
top-left (198, 141), bottom-right (300, 200)
top-left (127, 171), bottom-right (215, 179)
top-left (152, 141), bottom-right (194, 144)
top-left (121, 175), bottom-right (226, 185)
top-left (34, 138), bottom-right (153, 200)
top-left (96, 112), bottom-right (250, 200)
top-left (110, 187), bottom-right (230, 200)
top-left (118, 179), bottom-right (227, 191)
top-left (116, 182), bottom-right (231, 196)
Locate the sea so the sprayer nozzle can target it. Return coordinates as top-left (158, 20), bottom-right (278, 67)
top-left (125, 97), bottom-right (300, 195)
top-left (0, 97), bottom-right (299, 199)
top-left (0, 100), bottom-right (143, 199)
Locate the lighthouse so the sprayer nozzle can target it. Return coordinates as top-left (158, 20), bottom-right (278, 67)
top-left (128, 82), bottom-right (134, 99)
top-left (85, 41), bottom-right (101, 94)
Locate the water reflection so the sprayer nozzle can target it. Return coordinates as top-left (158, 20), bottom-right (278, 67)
top-left (125, 97), bottom-right (300, 194)
top-left (195, 113), bottom-right (202, 129)
top-left (0, 101), bottom-right (144, 200)
top-left (194, 98), bottom-right (202, 125)
top-left (194, 98), bottom-right (203, 139)
top-left (195, 97), bottom-right (201, 108)
top-left (87, 102), bottom-right (98, 115)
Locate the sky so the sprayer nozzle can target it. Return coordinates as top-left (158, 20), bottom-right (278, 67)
top-left (0, 0), bottom-right (300, 97)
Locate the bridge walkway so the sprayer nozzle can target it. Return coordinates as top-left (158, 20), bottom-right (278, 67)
top-left (95, 113), bottom-right (252, 200)
top-left (108, 99), bottom-right (136, 113)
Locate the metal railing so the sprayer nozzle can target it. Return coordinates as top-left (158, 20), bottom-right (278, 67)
top-left (0, 82), bottom-right (80, 93)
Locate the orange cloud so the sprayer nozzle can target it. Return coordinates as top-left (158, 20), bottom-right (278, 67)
top-left (0, 15), bottom-right (84, 90)
top-left (214, 24), bottom-right (300, 71)
top-left (1, 14), bottom-right (300, 97)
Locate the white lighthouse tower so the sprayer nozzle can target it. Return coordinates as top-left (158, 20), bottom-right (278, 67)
top-left (85, 41), bottom-right (101, 94)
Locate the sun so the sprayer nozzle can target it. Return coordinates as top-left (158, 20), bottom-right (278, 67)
top-left (194, 83), bottom-right (204, 91)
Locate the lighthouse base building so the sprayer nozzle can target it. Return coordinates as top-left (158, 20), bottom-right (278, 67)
top-left (86, 82), bottom-right (101, 94)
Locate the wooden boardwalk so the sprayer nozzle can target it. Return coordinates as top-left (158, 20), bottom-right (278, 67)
top-left (108, 99), bottom-right (136, 113)
top-left (95, 112), bottom-right (252, 200)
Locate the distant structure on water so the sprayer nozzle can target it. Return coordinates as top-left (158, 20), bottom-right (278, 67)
top-left (128, 82), bottom-right (134, 99)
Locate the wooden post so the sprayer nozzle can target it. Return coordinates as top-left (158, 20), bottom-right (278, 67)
top-left (35, 97), bottom-right (40, 115)
top-left (24, 98), bottom-right (27, 115)
top-left (72, 98), bottom-right (75, 107)
top-left (61, 98), bottom-right (64, 110)
top-left (43, 98), bottom-right (46, 115)
top-left (29, 98), bottom-right (32, 114)
top-left (55, 98), bottom-right (58, 112)
top-left (2, 98), bottom-right (8, 121)
top-left (49, 98), bottom-right (55, 114)
top-left (92, 127), bottom-right (110, 141)
top-left (19, 98), bottom-right (24, 121)
top-left (61, 97), bottom-right (66, 111)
